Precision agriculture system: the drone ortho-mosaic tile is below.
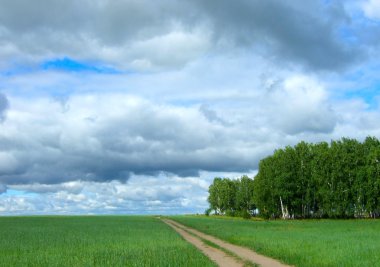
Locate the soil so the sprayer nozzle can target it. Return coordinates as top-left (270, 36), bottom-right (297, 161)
top-left (162, 218), bottom-right (293, 267)
top-left (162, 218), bottom-right (244, 267)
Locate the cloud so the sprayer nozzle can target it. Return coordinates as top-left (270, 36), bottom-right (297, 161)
top-left (128, 30), bottom-right (211, 70)
top-left (0, 0), bottom-right (207, 70)
top-left (1, 171), bottom-right (254, 214)
top-left (362, 0), bottom-right (380, 20)
top-left (199, 104), bottom-right (231, 126)
top-left (0, 0), bottom-right (364, 71)
top-left (0, 93), bottom-right (9, 122)
top-left (270, 75), bottom-right (337, 134)
top-left (0, 93), bottom-right (267, 186)
top-left (192, 0), bottom-right (358, 71)
top-left (10, 181), bottom-right (83, 194)
top-left (0, 70), bottom-right (373, 188)
top-left (0, 184), bottom-right (6, 194)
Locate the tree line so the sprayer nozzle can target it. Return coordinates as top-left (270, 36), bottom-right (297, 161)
top-left (207, 137), bottom-right (380, 219)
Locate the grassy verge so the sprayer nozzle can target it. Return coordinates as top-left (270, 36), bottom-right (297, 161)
top-left (0, 216), bottom-right (216, 267)
top-left (171, 215), bottom-right (380, 267)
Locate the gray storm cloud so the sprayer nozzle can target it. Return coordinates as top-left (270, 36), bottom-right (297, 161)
top-left (0, 183), bottom-right (7, 194)
top-left (0, 94), bottom-right (264, 186)
top-left (0, 0), bottom-right (364, 71)
top-left (191, 0), bottom-right (358, 71)
top-left (0, 93), bottom-right (9, 122)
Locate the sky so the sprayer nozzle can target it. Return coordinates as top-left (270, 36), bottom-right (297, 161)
top-left (1, 0), bottom-right (380, 215)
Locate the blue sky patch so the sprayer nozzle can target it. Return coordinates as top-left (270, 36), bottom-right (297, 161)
top-left (41, 57), bottom-right (119, 74)
top-left (1, 189), bottom-right (38, 197)
top-left (344, 87), bottom-right (379, 109)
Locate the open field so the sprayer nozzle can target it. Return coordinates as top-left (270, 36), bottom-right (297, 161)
top-left (171, 216), bottom-right (380, 267)
top-left (0, 216), bottom-right (216, 267)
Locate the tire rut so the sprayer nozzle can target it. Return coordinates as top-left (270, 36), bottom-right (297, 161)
top-left (162, 218), bottom-right (244, 267)
top-left (163, 218), bottom-right (293, 267)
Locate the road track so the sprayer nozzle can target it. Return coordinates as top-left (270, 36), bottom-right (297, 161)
top-left (161, 218), bottom-right (293, 267)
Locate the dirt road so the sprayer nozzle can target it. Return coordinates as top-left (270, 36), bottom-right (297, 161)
top-left (162, 218), bottom-right (292, 267)
top-left (163, 218), bottom-right (244, 267)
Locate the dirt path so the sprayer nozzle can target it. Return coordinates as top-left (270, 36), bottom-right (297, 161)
top-left (162, 218), bottom-right (293, 267)
top-left (162, 219), bottom-right (244, 267)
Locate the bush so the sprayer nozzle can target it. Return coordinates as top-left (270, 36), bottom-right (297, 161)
top-left (225, 210), bottom-right (236, 217)
top-left (204, 208), bottom-right (212, 216)
top-left (235, 210), bottom-right (251, 219)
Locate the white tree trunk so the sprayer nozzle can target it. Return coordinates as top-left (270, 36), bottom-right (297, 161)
top-left (280, 196), bottom-right (290, 219)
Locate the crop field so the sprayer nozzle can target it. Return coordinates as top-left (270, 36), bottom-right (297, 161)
top-left (171, 216), bottom-right (380, 267)
top-left (0, 216), bottom-right (216, 267)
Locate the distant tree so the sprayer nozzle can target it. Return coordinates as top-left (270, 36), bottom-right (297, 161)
top-left (207, 176), bottom-right (256, 218)
top-left (220, 178), bottom-right (237, 216)
top-left (208, 177), bottom-right (223, 215)
top-left (235, 175), bottom-right (256, 217)
top-left (207, 177), bottom-right (237, 215)
top-left (311, 141), bottom-right (330, 218)
top-left (253, 156), bottom-right (279, 219)
top-left (364, 137), bottom-right (380, 218)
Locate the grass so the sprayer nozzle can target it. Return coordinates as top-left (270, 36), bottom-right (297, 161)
top-left (171, 215), bottom-right (380, 267)
top-left (0, 216), bottom-right (216, 267)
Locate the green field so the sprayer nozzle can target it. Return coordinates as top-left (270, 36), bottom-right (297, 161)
top-left (171, 216), bottom-right (380, 267)
top-left (0, 216), bottom-right (216, 267)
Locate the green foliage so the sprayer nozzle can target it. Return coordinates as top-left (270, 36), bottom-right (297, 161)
top-left (253, 137), bottom-right (380, 219)
top-left (207, 137), bottom-right (380, 219)
top-left (236, 175), bottom-right (256, 216)
top-left (208, 176), bottom-right (255, 218)
top-left (0, 216), bottom-right (216, 267)
top-left (172, 216), bottom-right (380, 267)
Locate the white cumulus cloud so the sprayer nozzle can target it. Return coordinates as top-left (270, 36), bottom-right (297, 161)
top-left (362, 0), bottom-right (380, 20)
